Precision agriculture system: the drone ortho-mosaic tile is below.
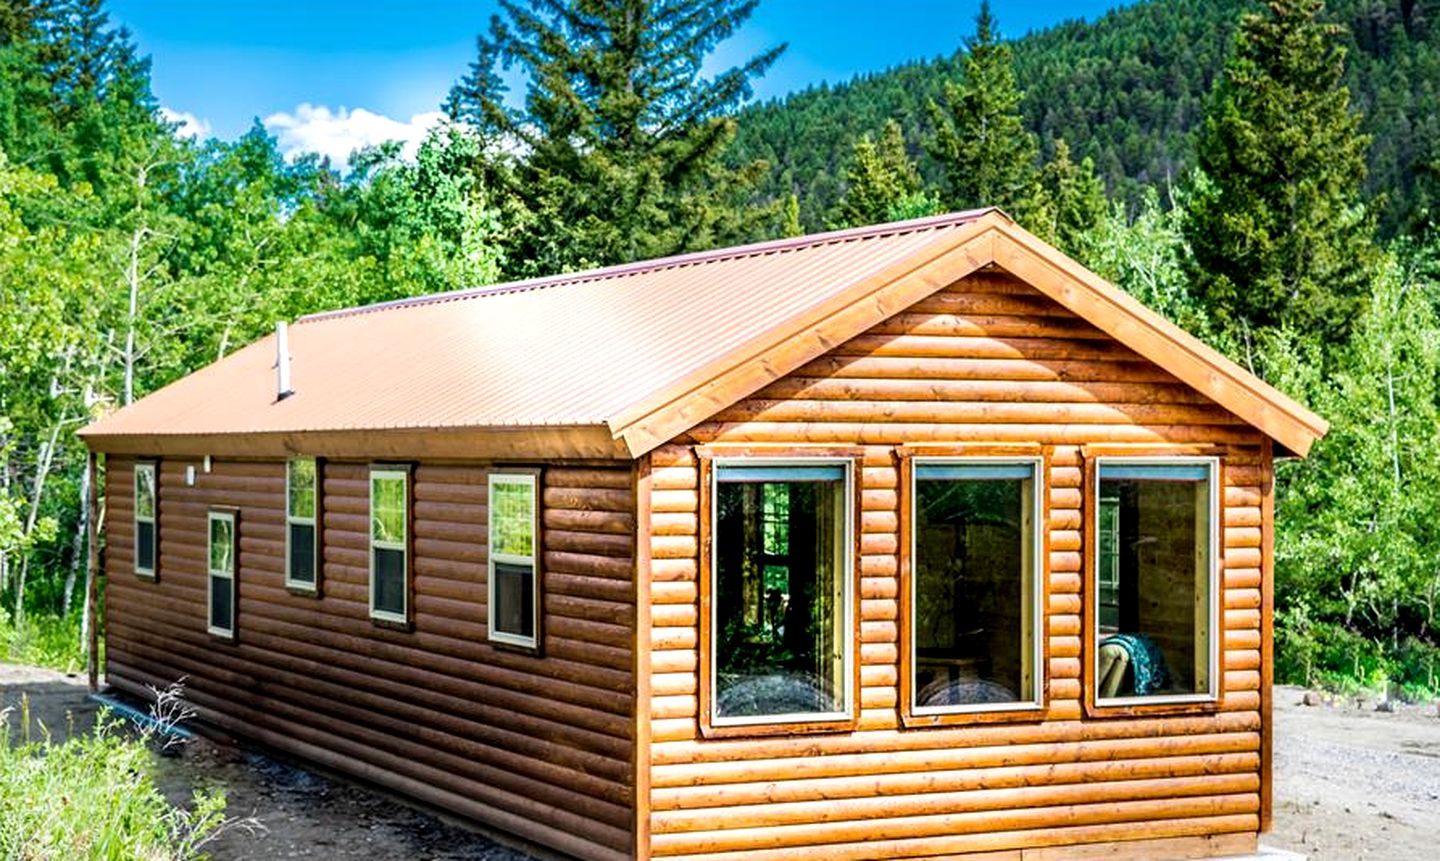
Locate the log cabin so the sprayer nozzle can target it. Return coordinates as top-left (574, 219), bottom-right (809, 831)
top-left (77, 208), bottom-right (1327, 861)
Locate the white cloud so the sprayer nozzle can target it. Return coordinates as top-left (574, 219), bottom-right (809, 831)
top-left (159, 107), bottom-right (212, 140)
top-left (263, 103), bottom-right (447, 167)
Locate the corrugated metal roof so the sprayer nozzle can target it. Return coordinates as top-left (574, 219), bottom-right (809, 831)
top-left (79, 209), bottom-right (993, 440)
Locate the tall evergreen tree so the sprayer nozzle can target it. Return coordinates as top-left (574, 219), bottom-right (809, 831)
top-left (924, 1), bottom-right (1042, 223)
top-left (1183, 0), bottom-right (1378, 342)
top-left (835, 120), bottom-right (933, 227)
top-left (446, 0), bottom-right (783, 275)
top-left (1036, 138), bottom-right (1107, 257)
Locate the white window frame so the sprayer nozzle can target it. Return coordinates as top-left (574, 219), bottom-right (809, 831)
top-left (134, 462), bottom-right (157, 579)
top-left (487, 472), bottom-right (540, 649)
top-left (709, 457), bottom-right (856, 728)
top-left (206, 510), bottom-right (236, 638)
top-left (909, 456), bottom-right (1046, 716)
top-left (285, 457), bottom-right (319, 591)
top-left (1092, 456), bottom-right (1221, 707)
top-left (368, 467), bottom-right (410, 624)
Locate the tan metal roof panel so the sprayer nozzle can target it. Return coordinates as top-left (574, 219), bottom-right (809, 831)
top-left (80, 210), bottom-right (991, 440)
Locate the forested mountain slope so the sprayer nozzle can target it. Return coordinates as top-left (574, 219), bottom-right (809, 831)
top-left (731, 0), bottom-right (1439, 236)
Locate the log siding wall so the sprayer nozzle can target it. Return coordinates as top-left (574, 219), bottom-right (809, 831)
top-left (645, 269), bottom-right (1268, 860)
top-left (104, 457), bottom-right (637, 861)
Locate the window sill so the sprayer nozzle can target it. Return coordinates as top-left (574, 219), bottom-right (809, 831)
top-left (284, 582), bottom-right (321, 598)
top-left (488, 634), bottom-right (543, 657)
top-left (135, 569), bottom-right (157, 581)
top-left (901, 702), bottom-right (1049, 728)
top-left (700, 713), bottom-right (858, 739)
top-left (1084, 694), bottom-right (1221, 719)
top-left (206, 627), bottom-right (236, 643)
top-left (369, 614), bottom-right (413, 632)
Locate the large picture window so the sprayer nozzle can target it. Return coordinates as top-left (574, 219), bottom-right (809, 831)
top-left (369, 467), bottom-right (409, 624)
top-left (285, 457), bottom-right (319, 591)
top-left (134, 462), bottom-right (157, 578)
top-left (207, 510), bottom-right (236, 638)
top-left (910, 459), bottom-right (1043, 714)
top-left (1093, 459), bottom-right (1219, 704)
top-left (710, 460), bottom-right (853, 726)
top-left (488, 473), bottom-right (538, 648)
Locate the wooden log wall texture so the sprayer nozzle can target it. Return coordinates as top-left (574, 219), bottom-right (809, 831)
top-left (644, 270), bottom-right (1268, 860)
top-left (103, 457), bottom-right (637, 861)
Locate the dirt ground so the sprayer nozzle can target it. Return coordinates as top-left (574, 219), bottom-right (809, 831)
top-left (4, 665), bottom-right (1438, 860)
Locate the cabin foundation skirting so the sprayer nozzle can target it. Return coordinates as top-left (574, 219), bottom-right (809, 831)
top-left (84, 213), bottom-right (1322, 861)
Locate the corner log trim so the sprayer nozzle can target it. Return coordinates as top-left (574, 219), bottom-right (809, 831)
top-left (987, 223), bottom-right (1327, 457)
top-left (607, 216), bottom-right (1001, 457)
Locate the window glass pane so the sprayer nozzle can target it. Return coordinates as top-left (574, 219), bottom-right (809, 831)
top-left (135, 467), bottom-right (155, 520)
top-left (210, 577), bottom-right (232, 631)
top-left (714, 468), bottom-right (847, 719)
top-left (491, 479), bottom-right (534, 558)
top-left (136, 521), bottom-right (155, 571)
top-left (914, 469), bottom-right (1034, 709)
top-left (1096, 464), bottom-right (1212, 699)
top-left (371, 474), bottom-right (406, 544)
top-left (288, 459), bottom-right (316, 519)
top-left (372, 547), bottom-right (406, 616)
top-left (493, 562), bottom-right (535, 638)
top-left (209, 516), bottom-right (234, 575)
top-left (288, 523), bottom-right (316, 584)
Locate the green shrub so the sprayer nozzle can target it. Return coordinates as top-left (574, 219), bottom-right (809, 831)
top-left (0, 688), bottom-right (235, 860)
top-left (0, 609), bottom-right (89, 674)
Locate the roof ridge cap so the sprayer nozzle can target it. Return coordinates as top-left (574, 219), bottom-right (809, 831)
top-left (299, 208), bottom-right (1001, 324)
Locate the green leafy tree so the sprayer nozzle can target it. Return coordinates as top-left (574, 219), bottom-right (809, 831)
top-left (1184, 0), bottom-right (1379, 343)
top-left (446, 0), bottom-right (784, 275)
top-left (925, 1), bottom-right (1042, 223)
top-left (835, 120), bottom-right (936, 227)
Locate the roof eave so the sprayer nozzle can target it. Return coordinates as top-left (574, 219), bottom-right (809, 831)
top-left (80, 424), bottom-right (630, 461)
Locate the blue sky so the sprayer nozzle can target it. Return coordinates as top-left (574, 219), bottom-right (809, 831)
top-left (107, 0), bottom-right (1128, 164)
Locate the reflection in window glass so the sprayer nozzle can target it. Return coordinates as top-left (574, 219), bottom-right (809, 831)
top-left (369, 470), bottom-right (408, 621)
top-left (713, 463), bottom-right (850, 722)
top-left (489, 474), bottom-right (537, 645)
top-left (912, 462), bottom-right (1039, 712)
top-left (1095, 461), bottom-right (1215, 701)
top-left (286, 458), bottom-right (318, 588)
top-left (135, 463), bottom-right (156, 576)
top-left (207, 512), bottom-right (235, 636)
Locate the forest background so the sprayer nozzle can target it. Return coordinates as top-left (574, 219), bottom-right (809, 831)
top-left (2, 0), bottom-right (1438, 697)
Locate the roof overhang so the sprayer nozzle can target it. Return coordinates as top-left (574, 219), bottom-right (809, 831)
top-left (80, 424), bottom-right (631, 461)
top-left (606, 212), bottom-right (1328, 459)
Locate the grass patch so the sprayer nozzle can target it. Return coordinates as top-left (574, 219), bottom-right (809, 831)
top-left (0, 685), bottom-right (245, 860)
top-left (0, 609), bottom-right (90, 674)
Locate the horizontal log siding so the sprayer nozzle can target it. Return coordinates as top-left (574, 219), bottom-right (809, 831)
top-left (647, 271), bottom-right (1266, 859)
top-left (104, 457), bottom-right (636, 860)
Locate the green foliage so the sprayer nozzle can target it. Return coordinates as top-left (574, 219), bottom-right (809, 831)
top-left (834, 120), bottom-right (935, 227)
top-left (729, 0), bottom-right (1440, 240)
top-left (0, 702), bottom-right (229, 860)
top-left (1036, 139), bottom-right (1107, 257)
top-left (0, 608), bottom-right (86, 673)
top-left (1184, 0), bottom-right (1380, 342)
top-left (446, 0), bottom-right (784, 275)
top-left (1271, 249), bottom-right (1440, 696)
top-left (925, 2), bottom-right (1044, 225)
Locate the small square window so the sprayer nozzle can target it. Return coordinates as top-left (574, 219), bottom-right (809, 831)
top-left (488, 473), bottom-right (538, 648)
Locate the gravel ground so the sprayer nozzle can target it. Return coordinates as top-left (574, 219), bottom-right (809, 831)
top-left (6, 664), bottom-right (1438, 860)
top-left (1266, 684), bottom-right (1440, 860)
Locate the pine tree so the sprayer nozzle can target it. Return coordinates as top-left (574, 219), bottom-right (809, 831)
top-left (1036, 138), bottom-right (1107, 257)
top-left (924, 1), bottom-right (1042, 223)
top-left (1183, 0), bottom-right (1378, 342)
top-left (446, 0), bottom-right (783, 275)
top-left (835, 120), bottom-right (932, 227)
